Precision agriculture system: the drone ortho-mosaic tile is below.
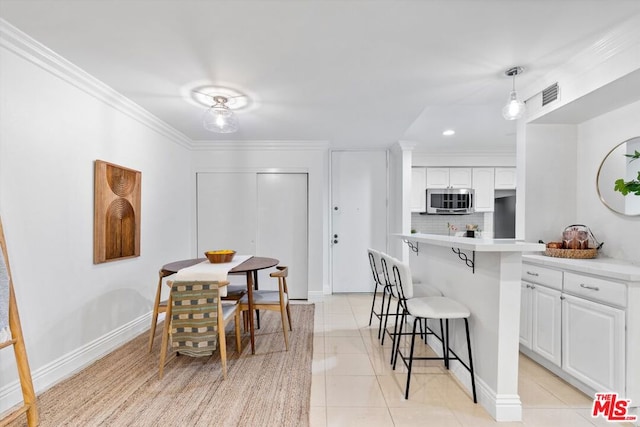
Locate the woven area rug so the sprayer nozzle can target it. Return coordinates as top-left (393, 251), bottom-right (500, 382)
top-left (9, 304), bottom-right (314, 427)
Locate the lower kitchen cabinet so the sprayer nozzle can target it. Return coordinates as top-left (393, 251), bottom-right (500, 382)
top-left (520, 256), bottom-right (638, 409)
top-left (532, 284), bottom-right (562, 366)
top-left (562, 293), bottom-right (625, 393)
top-left (520, 281), bottom-right (562, 367)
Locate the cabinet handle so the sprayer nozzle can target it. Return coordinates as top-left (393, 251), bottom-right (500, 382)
top-left (526, 271), bottom-right (539, 277)
top-left (579, 283), bottom-right (599, 291)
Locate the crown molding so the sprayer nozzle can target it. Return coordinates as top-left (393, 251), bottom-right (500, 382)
top-left (190, 140), bottom-right (330, 151)
top-left (0, 18), bottom-right (193, 149)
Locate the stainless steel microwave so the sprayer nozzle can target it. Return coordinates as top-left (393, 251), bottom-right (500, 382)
top-left (426, 188), bottom-right (475, 214)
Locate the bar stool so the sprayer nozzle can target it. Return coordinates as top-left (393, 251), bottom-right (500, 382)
top-left (367, 249), bottom-right (386, 338)
top-left (378, 252), bottom-right (442, 353)
top-left (390, 259), bottom-right (477, 403)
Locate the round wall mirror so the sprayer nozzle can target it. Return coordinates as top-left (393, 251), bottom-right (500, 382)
top-left (596, 136), bottom-right (640, 216)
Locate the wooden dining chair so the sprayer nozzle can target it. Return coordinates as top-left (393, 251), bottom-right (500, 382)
top-left (148, 268), bottom-right (174, 352)
top-left (158, 280), bottom-right (242, 379)
top-left (239, 266), bottom-right (292, 350)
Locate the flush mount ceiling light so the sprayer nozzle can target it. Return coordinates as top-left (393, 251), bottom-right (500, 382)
top-left (202, 95), bottom-right (240, 133)
top-left (502, 66), bottom-right (526, 121)
top-left (190, 86), bottom-right (250, 134)
top-left (442, 129), bottom-right (455, 136)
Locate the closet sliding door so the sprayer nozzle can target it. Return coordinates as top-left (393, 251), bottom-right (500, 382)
top-left (197, 172), bottom-right (308, 299)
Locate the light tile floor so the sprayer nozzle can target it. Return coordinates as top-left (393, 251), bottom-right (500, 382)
top-left (308, 293), bottom-right (633, 427)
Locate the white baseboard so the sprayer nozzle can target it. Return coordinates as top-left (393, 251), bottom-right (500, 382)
top-left (0, 312), bottom-right (151, 415)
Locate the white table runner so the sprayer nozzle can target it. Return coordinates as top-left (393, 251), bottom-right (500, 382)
top-left (174, 255), bottom-right (252, 297)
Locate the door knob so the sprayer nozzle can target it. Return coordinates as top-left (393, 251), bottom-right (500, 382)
top-left (334, 234), bottom-right (338, 238)
top-left (333, 239), bottom-right (338, 244)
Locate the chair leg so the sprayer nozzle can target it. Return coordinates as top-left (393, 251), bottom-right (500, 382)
top-left (219, 317), bottom-right (228, 380)
top-left (465, 318), bottom-right (477, 403)
top-left (148, 273), bottom-right (164, 352)
top-left (368, 282), bottom-right (380, 326)
top-left (234, 308), bottom-right (242, 353)
top-left (392, 310), bottom-right (406, 369)
top-left (390, 304), bottom-right (403, 365)
top-left (280, 302), bottom-right (290, 351)
top-left (158, 297), bottom-right (173, 379)
top-left (380, 294), bottom-right (394, 345)
top-left (404, 317), bottom-right (419, 400)
top-left (444, 319), bottom-right (450, 370)
top-left (285, 302), bottom-right (293, 331)
top-left (377, 289), bottom-right (387, 340)
top-left (439, 319), bottom-right (446, 364)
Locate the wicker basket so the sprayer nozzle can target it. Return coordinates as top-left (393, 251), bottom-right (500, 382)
top-left (204, 250), bottom-right (236, 263)
top-left (544, 248), bottom-right (598, 259)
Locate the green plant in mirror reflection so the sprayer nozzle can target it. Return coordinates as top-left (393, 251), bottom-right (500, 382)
top-left (614, 150), bottom-right (640, 196)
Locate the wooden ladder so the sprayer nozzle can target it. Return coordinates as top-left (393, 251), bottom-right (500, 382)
top-left (0, 218), bottom-right (38, 426)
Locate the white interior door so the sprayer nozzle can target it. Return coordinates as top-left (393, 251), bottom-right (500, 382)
top-left (197, 172), bottom-right (257, 256)
top-left (331, 151), bottom-right (387, 293)
top-left (256, 173), bottom-right (308, 299)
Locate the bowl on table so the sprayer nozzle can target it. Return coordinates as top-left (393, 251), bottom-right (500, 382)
top-left (205, 250), bottom-right (236, 263)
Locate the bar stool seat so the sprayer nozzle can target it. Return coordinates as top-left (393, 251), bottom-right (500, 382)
top-left (406, 296), bottom-right (470, 319)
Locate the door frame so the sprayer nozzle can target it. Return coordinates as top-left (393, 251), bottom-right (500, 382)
top-left (329, 149), bottom-right (389, 293)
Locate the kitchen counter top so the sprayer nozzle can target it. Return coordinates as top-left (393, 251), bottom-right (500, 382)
top-left (397, 233), bottom-right (545, 253)
top-left (523, 253), bottom-right (640, 283)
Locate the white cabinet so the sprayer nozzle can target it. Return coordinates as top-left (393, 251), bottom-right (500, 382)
top-left (520, 280), bottom-right (562, 367)
top-left (495, 168), bottom-right (517, 189)
top-left (520, 283), bottom-right (533, 348)
top-left (426, 168), bottom-right (471, 189)
top-left (521, 258), bottom-right (634, 403)
top-left (562, 293), bottom-right (625, 393)
top-left (410, 167), bottom-right (427, 212)
top-left (531, 283), bottom-right (562, 366)
top-left (472, 168), bottom-right (495, 212)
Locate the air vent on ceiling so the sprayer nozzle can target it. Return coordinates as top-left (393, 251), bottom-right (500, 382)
top-left (542, 83), bottom-right (559, 106)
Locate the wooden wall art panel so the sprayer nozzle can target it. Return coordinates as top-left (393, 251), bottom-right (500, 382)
top-left (94, 160), bottom-right (141, 264)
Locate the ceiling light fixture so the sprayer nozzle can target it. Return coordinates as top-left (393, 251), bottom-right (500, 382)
top-left (203, 95), bottom-right (240, 133)
top-left (442, 129), bottom-right (455, 136)
top-left (502, 66), bottom-right (526, 121)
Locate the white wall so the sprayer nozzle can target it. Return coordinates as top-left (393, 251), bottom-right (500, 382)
top-left (577, 100), bottom-right (640, 263)
top-left (522, 124), bottom-right (578, 243)
top-left (189, 143), bottom-right (329, 296)
top-left (0, 29), bottom-right (192, 412)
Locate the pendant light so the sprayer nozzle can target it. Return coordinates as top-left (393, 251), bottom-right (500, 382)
top-left (203, 95), bottom-right (240, 133)
top-left (502, 66), bottom-right (526, 121)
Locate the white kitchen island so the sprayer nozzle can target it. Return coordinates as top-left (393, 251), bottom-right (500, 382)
top-left (396, 233), bottom-right (544, 422)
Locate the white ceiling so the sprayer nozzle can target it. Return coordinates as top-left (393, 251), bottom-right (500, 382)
top-left (2, 0), bottom-right (640, 151)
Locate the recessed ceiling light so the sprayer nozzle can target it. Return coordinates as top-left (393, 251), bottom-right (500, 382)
top-left (442, 129), bottom-right (455, 136)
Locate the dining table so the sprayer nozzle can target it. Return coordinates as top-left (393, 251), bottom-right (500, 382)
top-left (161, 256), bottom-right (279, 355)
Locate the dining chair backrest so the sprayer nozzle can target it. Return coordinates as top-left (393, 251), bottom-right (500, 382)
top-left (169, 280), bottom-right (225, 357)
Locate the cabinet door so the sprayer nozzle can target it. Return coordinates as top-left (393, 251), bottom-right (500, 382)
top-left (562, 294), bottom-right (625, 393)
top-left (410, 167), bottom-right (427, 212)
top-left (495, 168), bottom-right (517, 189)
top-left (520, 282), bottom-right (533, 348)
top-left (532, 284), bottom-right (562, 367)
top-left (426, 168), bottom-right (449, 188)
top-left (472, 168), bottom-right (495, 212)
top-left (449, 168), bottom-right (472, 188)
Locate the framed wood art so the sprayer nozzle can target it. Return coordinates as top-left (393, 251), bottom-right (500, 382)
top-left (94, 160), bottom-right (141, 264)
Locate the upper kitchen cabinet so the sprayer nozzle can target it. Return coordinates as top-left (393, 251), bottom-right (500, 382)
top-left (410, 167), bottom-right (427, 213)
top-left (472, 168), bottom-right (495, 212)
top-left (495, 168), bottom-right (517, 189)
top-left (426, 168), bottom-right (472, 189)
